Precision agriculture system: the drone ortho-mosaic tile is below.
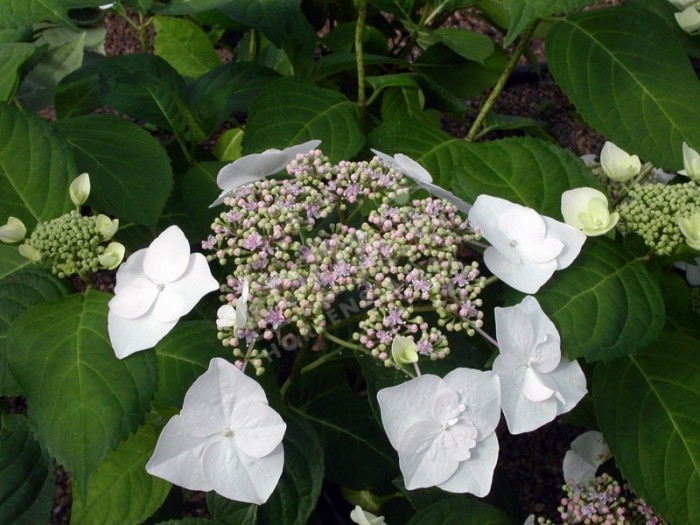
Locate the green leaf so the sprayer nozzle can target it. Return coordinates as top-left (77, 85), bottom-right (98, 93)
top-left (428, 28), bottom-right (495, 64)
top-left (153, 16), bottom-right (220, 78)
top-left (212, 128), bottom-right (244, 161)
top-left (593, 331), bottom-right (700, 524)
top-left (17, 29), bottom-right (86, 112)
top-left (370, 119), bottom-right (599, 217)
top-left (0, 414), bottom-right (55, 525)
top-left (533, 237), bottom-right (665, 362)
top-left (288, 365), bottom-right (399, 491)
top-left (181, 161), bottom-right (224, 238)
top-left (546, 7), bottom-right (700, 169)
top-left (70, 424), bottom-right (171, 525)
top-left (55, 62), bottom-right (102, 119)
top-left (381, 87), bottom-right (441, 128)
top-left (0, 43), bottom-right (36, 102)
top-left (0, 104), bottom-right (74, 230)
top-left (5, 290), bottom-right (157, 500)
top-left (245, 77), bottom-right (364, 163)
top-left (0, 268), bottom-right (71, 395)
top-left (56, 114), bottom-right (173, 226)
top-left (220, 0), bottom-right (315, 74)
top-left (503, 0), bottom-right (596, 46)
top-left (153, 321), bottom-right (230, 409)
top-left (0, 245), bottom-right (31, 281)
top-left (154, 0), bottom-right (236, 15)
top-left (0, 0), bottom-right (73, 29)
top-left (406, 496), bottom-right (511, 525)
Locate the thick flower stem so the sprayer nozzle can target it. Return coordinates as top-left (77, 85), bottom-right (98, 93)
top-left (355, 0), bottom-right (368, 107)
top-left (466, 20), bottom-right (539, 142)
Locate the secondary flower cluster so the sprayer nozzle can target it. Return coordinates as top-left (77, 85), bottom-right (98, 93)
top-left (207, 149), bottom-right (486, 368)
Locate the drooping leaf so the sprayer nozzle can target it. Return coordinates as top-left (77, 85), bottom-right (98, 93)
top-left (0, 414), bottom-right (55, 525)
top-left (0, 268), bottom-right (71, 395)
top-left (0, 0), bottom-right (73, 29)
top-left (288, 365), bottom-right (399, 491)
top-left (426, 28), bottom-right (495, 64)
top-left (0, 43), bottom-right (36, 102)
top-left (406, 496), bottom-right (512, 525)
top-left (532, 236), bottom-right (665, 362)
top-left (153, 16), bottom-right (220, 78)
top-left (546, 7), bottom-right (700, 169)
top-left (56, 114), bottom-right (173, 226)
top-left (245, 77), bottom-right (365, 162)
top-left (5, 290), bottom-right (157, 499)
top-left (0, 104), bottom-right (74, 230)
top-left (70, 424), bottom-right (171, 525)
top-left (153, 321), bottom-right (230, 410)
top-left (593, 331), bottom-right (700, 524)
top-left (503, 0), bottom-right (596, 46)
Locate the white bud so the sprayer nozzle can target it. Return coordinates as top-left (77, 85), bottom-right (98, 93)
top-left (390, 335), bottom-right (419, 365)
top-left (95, 214), bottom-right (119, 240)
top-left (0, 216), bottom-right (26, 243)
top-left (98, 242), bottom-right (125, 269)
top-left (18, 243), bottom-right (41, 262)
top-left (69, 173), bottom-right (91, 206)
top-left (561, 187), bottom-right (619, 236)
top-left (600, 142), bottom-right (641, 182)
top-left (678, 212), bottom-right (700, 250)
top-left (679, 142), bottom-right (700, 181)
top-left (675, 6), bottom-right (700, 33)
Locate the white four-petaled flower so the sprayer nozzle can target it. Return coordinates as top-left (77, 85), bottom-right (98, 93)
top-left (493, 296), bottom-right (587, 434)
top-left (146, 358), bottom-right (286, 504)
top-left (371, 150), bottom-right (472, 214)
top-left (468, 195), bottom-right (586, 294)
top-left (599, 141), bottom-right (641, 182)
top-left (377, 368), bottom-right (500, 496)
top-left (211, 140), bottom-right (322, 207)
top-left (108, 225), bottom-right (219, 358)
top-left (562, 430), bottom-right (611, 485)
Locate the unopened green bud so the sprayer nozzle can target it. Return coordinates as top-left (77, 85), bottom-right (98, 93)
top-left (0, 216), bottom-right (26, 243)
top-left (69, 173), bottom-right (91, 206)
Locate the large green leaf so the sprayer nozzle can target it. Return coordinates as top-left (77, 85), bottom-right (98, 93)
top-left (546, 7), bottom-right (700, 169)
top-left (71, 424), bottom-right (171, 525)
top-left (425, 28), bottom-right (495, 64)
top-left (154, 0), bottom-right (234, 14)
top-left (0, 268), bottom-right (71, 395)
top-left (406, 496), bottom-right (511, 525)
top-left (0, 0), bottom-right (73, 29)
top-left (5, 290), bottom-right (157, 499)
top-left (245, 77), bottom-right (365, 163)
top-left (153, 16), bottom-right (220, 78)
top-left (56, 114), bottom-right (173, 226)
top-left (288, 365), bottom-right (399, 491)
top-left (370, 120), bottom-right (599, 217)
top-left (0, 104), bottom-right (74, 229)
top-left (0, 245), bottom-right (31, 281)
top-left (532, 236), bottom-right (665, 362)
top-left (181, 162), bottom-right (224, 237)
top-left (503, 0), bottom-right (596, 45)
top-left (0, 414), bottom-right (55, 525)
top-left (593, 331), bottom-right (700, 524)
top-left (55, 62), bottom-right (102, 120)
top-left (220, 0), bottom-right (315, 75)
top-left (153, 320), bottom-right (230, 409)
top-left (0, 43), bottom-right (35, 102)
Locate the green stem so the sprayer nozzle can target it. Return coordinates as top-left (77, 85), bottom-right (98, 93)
top-left (280, 341), bottom-right (311, 398)
top-left (323, 331), bottom-right (365, 352)
top-left (482, 275), bottom-right (500, 288)
top-left (466, 20), bottom-right (539, 142)
top-left (355, 0), bottom-right (368, 107)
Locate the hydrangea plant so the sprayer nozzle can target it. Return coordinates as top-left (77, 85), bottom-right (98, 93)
top-left (0, 1), bottom-right (698, 524)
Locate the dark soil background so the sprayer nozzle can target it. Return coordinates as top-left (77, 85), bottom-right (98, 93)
top-left (8, 5), bottom-right (617, 524)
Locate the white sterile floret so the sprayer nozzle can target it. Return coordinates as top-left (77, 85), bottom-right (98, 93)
top-left (676, 5), bottom-right (700, 33)
top-left (599, 141), bottom-right (641, 182)
top-left (146, 358), bottom-right (286, 504)
top-left (377, 368), bottom-right (500, 496)
top-left (679, 142), bottom-right (700, 181)
top-left (370, 149), bottom-right (472, 213)
top-left (561, 187), bottom-right (619, 236)
top-left (350, 505), bottom-right (387, 525)
top-left (210, 139), bottom-right (321, 207)
top-left (562, 431), bottom-right (611, 485)
top-left (468, 195), bottom-right (586, 294)
top-left (216, 279), bottom-right (249, 330)
top-left (678, 212), bottom-right (700, 250)
top-left (492, 296), bottom-right (587, 434)
top-left (0, 216), bottom-right (26, 243)
top-left (108, 225), bottom-right (218, 358)
top-left (391, 335), bottom-right (418, 365)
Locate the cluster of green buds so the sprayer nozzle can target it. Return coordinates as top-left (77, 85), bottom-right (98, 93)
top-left (0, 173), bottom-right (125, 279)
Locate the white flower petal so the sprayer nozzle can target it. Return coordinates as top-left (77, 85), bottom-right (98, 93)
top-left (548, 358), bottom-right (587, 414)
top-left (216, 304), bottom-right (237, 329)
top-left (562, 430), bottom-right (610, 484)
top-left (232, 400), bottom-right (287, 458)
top-left (521, 367), bottom-right (558, 402)
top-left (399, 427), bottom-right (459, 489)
top-left (350, 506), bottom-right (387, 525)
top-left (143, 226), bottom-right (191, 284)
top-left (156, 254), bottom-right (219, 320)
top-left (541, 216), bottom-right (586, 270)
top-left (436, 432), bottom-right (499, 496)
top-left (108, 277), bottom-right (159, 319)
top-left (393, 153), bottom-right (433, 183)
top-left (484, 247), bottom-right (556, 294)
top-left (108, 309), bottom-right (177, 359)
top-left (145, 415), bottom-right (213, 491)
top-left (441, 368), bottom-right (501, 436)
top-left (113, 249), bottom-right (147, 294)
top-left (498, 369), bottom-right (558, 434)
